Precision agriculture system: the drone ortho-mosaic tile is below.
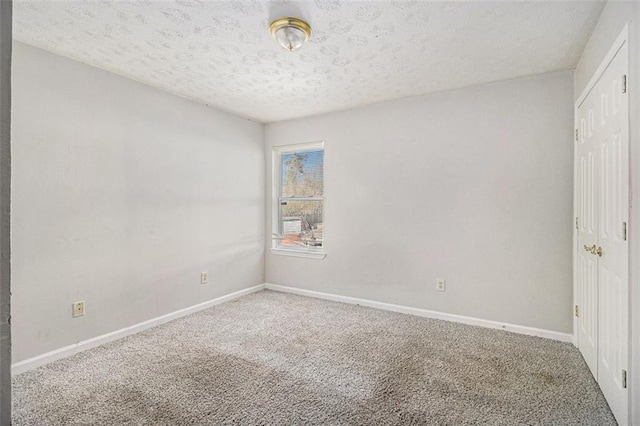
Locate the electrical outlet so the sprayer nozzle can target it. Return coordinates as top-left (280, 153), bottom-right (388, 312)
top-left (201, 271), bottom-right (209, 285)
top-left (72, 301), bottom-right (85, 318)
top-left (436, 279), bottom-right (446, 292)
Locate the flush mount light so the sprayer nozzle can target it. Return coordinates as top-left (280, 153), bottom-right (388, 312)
top-left (269, 17), bottom-right (312, 52)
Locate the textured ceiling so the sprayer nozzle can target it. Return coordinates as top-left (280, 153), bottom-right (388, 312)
top-left (14, 0), bottom-right (604, 123)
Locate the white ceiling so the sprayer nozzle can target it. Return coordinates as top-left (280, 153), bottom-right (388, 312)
top-left (14, 0), bottom-right (604, 123)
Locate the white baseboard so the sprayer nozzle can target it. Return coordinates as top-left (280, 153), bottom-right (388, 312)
top-left (265, 283), bottom-right (573, 343)
top-left (12, 284), bottom-right (266, 375)
top-left (13, 282), bottom-right (573, 375)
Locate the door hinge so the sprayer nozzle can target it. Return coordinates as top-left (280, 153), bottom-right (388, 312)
top-left (623, 222), bottom-right (627, 241)
top-left (575, 305), bottom-right (579, 317)
top-left (576, 217), bottom-right (579, 230)
top-left (622, 75), bottom-right (627, 94)
top-left (575, 129), bottom-right (579, 141)
top-left (622, 370), bottom-right (628, 389)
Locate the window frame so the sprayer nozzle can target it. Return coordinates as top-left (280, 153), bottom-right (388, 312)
top-left (271, 141), bottom-right (326, 260)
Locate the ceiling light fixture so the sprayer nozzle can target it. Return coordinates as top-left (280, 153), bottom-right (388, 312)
top-left (269, 17), bottom-right (312, 52)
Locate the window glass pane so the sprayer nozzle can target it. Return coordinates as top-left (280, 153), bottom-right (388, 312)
top-left (277, 200), bottom-right (323, 248)
top-left (281, 149), bottom-right (324, 197)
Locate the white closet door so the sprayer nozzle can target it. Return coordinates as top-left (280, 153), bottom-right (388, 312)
top-left (576, 39), bottom-right (629, 425)
top-left (596, 41), bottom-right (629, 426)
top-left (576, 81), bottom-right (599, 378)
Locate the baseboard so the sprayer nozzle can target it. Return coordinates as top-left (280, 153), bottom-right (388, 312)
top-left (265, 283), bottom-right (573, 343)
top-left (13, 282), bottom-right (573, 375)
top-left (12, 284), bottom-right (266, 375)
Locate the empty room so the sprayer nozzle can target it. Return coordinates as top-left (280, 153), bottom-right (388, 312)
top-left (0, 0), bottom-right (639, 424)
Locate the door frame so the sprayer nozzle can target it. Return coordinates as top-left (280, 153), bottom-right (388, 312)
top-left (573, 23), bottom-right (630, 421)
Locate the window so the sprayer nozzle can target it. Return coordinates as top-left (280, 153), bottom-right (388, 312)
top-left (272, 142), bottom-right (324, 259)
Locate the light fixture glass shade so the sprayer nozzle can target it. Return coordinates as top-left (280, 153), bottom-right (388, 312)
top-left (270, 18), bottom-right (311, 52)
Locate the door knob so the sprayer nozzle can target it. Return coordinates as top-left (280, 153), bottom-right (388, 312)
top-left (583, 244), bottom-right (603, 256)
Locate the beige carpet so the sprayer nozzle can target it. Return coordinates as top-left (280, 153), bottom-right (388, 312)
top-left (13, 290), bottom-right (615, 425)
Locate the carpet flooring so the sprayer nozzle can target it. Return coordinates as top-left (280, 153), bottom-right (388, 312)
top-left (13, 290), bottom-right (616, 425)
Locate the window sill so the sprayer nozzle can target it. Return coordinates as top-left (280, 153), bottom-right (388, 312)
top-left (269, 248), bottom-right (326, 260)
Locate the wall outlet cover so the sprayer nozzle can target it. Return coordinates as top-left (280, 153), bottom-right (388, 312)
top-left (201, 271), bottom-right (209, 285)
top-left (72, 301), bottom-right (85, 317)
top-left (436, 279), bottom-right (446, 292)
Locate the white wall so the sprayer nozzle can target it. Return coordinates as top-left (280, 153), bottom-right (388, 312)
top-left (265, 71), bottom-right (575, 334)
top-left (11, 42), bottom-right (265, 362)
top-left (574, 1), bottom-right (640, 422)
